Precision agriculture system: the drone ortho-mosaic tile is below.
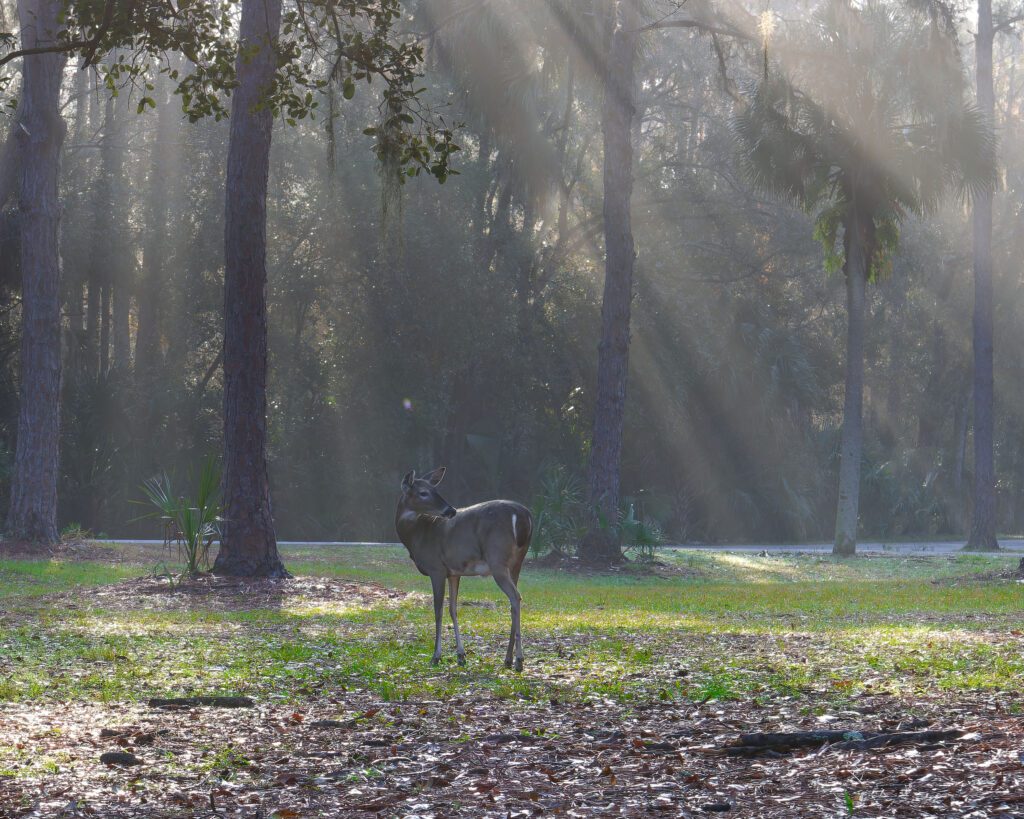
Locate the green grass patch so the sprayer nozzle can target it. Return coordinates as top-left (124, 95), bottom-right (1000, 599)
top-left (1, 545), bottom-right (1022, 710)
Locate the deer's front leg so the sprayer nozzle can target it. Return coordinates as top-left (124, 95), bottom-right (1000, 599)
top-left (448, 575), bottom-right (466, 665)
top-left (430, 574), bottom-right (445, 666)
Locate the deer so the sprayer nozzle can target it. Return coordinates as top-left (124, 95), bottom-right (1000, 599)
top-left (395, 467), bottom-right (533, 671)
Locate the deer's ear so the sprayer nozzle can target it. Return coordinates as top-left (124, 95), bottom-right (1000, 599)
top-left (401, 469), bottom-right (415, 491)
top-left (423, 466), bottom-right (446, 486)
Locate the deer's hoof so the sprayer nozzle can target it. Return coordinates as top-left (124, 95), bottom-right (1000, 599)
top-left (430, 656), bottom-right (441, 667)
top-left (503, 658), bottom-right (513, 669)
top-left (457, 654), bottom-right (466, 666)
top-left (514, 658), bottom-right (524, 672)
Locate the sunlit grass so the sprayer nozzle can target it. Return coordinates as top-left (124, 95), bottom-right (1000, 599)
top-left (0, 544), bottom-right (1021, 709)
top-left (0, 560), bottom-right (141, 599)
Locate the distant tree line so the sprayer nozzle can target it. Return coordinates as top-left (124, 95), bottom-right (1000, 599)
top-left (0, 0), bottom-right (1020, 569)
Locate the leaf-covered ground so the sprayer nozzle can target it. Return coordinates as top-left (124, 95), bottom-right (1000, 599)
top-left (1, 545), bottom-right (1023, 817)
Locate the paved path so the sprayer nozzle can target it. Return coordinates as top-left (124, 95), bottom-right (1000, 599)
top-left (102, 539), bottom-right (1024, 555)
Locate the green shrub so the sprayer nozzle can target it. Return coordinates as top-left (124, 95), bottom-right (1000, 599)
top-left (139, 457), bottom-right (222, 578)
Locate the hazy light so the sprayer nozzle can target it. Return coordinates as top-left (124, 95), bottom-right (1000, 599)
top-left (759, 10), bottom-right (777, 46)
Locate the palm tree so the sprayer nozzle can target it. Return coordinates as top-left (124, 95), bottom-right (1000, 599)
top-left (734, 0), bottom-right (995, 555)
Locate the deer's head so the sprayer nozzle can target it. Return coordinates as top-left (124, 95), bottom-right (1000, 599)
top-left (400, 467), bottom-right (457, 519)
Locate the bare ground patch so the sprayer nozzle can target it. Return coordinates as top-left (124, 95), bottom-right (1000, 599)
top-left (77, 575), bottom-right (416, 614)
top-left (0, 540), bottom-right (119, 563)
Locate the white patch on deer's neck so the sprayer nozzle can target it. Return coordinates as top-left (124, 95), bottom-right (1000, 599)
top-left (511, 513), bottom-right (517, 542)
top-left (399, 510), bottom-right (419, 524)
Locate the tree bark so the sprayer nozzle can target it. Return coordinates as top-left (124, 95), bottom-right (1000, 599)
top-left (833, 211), bottom-right (868, 556)
top-left (6, 0), bottom-right (67, 545)
top-left (966, 0), bottom-right (999, 551)
top-left (582, 0), bottom-right (639, 566)
top-left (212, 0), bottom-right (288, 577)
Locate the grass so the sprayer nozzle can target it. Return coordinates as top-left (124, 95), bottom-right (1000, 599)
top-left (0, 545), bottom-right (1022, 711)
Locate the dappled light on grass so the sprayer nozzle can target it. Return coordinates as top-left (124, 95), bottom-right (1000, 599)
top-left (2, 547), bottom-right (1024, 815)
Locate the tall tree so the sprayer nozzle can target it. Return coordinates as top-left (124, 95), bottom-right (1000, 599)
top-left (5, 0), bottom-right (68, 544)
top-left (212, 0), bottom-right (289, 577)
top-left (581, 0), bottom-right (639, 566)
top-left (733, 0), bottom-right (996, 555)
top-left (965, 0), bottom-right (999, 551)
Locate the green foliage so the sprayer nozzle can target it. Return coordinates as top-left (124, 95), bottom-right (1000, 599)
top-left (59, 522), bottom-right (93, 541)
top-left (139, 458), bottom-right (222, 577)
top-left (530, 464), bottom-right (664, 560)
top-left (619, 503), bottom-right (663, 562)
top-left (530, 464), bottom-right (586, 557)
top-left (0, 0), bottom-right (459, 180)
top-left (734, 0), bottom-right (996, 280)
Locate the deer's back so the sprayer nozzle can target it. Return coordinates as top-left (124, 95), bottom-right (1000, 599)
top-left (442, 500), bottom-right (532, 576)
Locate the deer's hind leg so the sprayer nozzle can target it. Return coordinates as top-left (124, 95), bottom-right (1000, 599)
top-left (448, 575), bottom-right (466, 665)
top-left (493, 571), bottom-right (523, 672)
top-left (430, 574), bottom-right (445, 666)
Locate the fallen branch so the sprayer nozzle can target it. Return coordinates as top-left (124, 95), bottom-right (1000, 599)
top-left (726, 728), bottom-right (965, 756)
top-left (100, 751), bottom-right (142, 766)
top-left (148, 696), bottom-right (255, 708)
top-left (480, 732), bottom-right (544, 745)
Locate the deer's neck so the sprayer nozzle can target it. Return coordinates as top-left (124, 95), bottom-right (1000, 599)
top-left (395, 504), bottom-right (442, 551)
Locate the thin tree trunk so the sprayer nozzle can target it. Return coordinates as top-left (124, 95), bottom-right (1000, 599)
top-left (212, 0), bottom-right (288, 577)
top-left (966, 0), bottom-right (999, 551)
top-left (582, 0), bottom-right (639, 566)
top-left (952, 384), bottom-right (970, 532)
top-left (85, 276), bottom-right (99, 374)
top-left (65, 62), bottom-right (89, 347)
top-left (136, 70), bottom-right (178, 374)
top-left (109, 77), bottom-right (131, 371)
top-left (6, 0), bottom-right (67, 545)
top-left (833, 212), bottom-right (868, 556)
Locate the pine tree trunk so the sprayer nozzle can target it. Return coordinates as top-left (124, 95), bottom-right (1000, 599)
top-left (833, 212), bottom-right (868, 557)
top-left (6, 0), bottom-right (67, 545)
top-left (212, 0), bottom-right (288, 577)
top-left (582, 0), bottom-right (639, 566)
top-left (966, 0), bottom-right (999, 551)
top-left (99, 282), bottom-right (110, 374)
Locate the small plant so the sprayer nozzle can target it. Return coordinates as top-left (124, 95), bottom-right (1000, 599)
top-left (138, 457), bottom-right (222, 578)
top-left (620, 502), bottom-right (663, 562)
top-left (151, 562), bottom-right (179, 591)
top-left (60, 522), bottom-right (93, 542)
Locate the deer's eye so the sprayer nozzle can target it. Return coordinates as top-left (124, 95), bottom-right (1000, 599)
top-left (419, 491), bottom-right (430, 499)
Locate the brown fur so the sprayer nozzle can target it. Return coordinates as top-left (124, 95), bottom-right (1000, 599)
top-left (395, 468), bottom-right (533, 670)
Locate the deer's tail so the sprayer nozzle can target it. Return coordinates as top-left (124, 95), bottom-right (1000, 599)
top-left (514, 509), bottom-right (533, 551)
